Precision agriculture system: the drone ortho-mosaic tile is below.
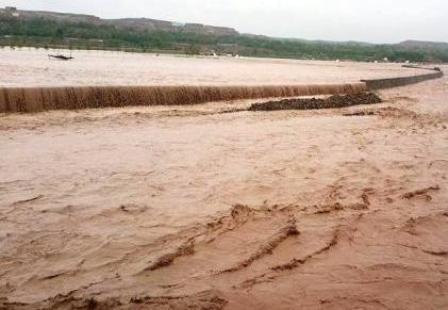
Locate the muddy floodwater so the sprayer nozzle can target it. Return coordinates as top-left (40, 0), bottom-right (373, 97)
top-left (0, 48), bottom-right (429, 86)
top-left (0, 52), bottom-right (447, 309)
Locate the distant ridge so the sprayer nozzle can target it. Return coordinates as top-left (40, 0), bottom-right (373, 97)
top-left (1, 6), bottom-right (447, 62)
top-left (0, 6), bottom-right (239, 36)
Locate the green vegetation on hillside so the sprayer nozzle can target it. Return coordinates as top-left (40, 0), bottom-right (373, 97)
top-left (1, 15), bottom-right (448, 63)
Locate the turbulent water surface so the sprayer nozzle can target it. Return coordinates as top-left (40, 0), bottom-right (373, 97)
top-left (0, 52), bottom-right (447, 309)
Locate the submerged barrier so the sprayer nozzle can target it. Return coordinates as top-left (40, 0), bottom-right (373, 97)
top-left (0, 83), bottom-right (367, 113)
top-left (361, 70), bottom-right (443, 90)
top-left (0, 67), bottom-right (444, 113)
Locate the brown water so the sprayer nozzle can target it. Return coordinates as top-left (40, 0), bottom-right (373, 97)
top-left (0, 48), bottom-right (428, 87)
top-left (0, 57), bottom-right (447, 309)
top-left (0, 83), bottom-right (367, 113)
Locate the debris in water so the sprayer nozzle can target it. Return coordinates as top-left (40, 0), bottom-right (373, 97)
top-left (48, 54), bottom-right (74, 61)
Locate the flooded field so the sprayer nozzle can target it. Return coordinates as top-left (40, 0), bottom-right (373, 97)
top-left (0, 48), bottom-right (429, 87)
top-left (0, 52), bottom-right (447, 309)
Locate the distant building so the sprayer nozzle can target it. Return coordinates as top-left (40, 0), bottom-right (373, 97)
top-left (2, 6), bottom-right (20, 17)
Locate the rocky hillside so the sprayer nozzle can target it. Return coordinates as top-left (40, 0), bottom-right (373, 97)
top-left (0, 6), bottom-right (238, 36)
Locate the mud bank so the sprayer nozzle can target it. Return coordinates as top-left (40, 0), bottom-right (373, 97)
top-left (248, 92), bottom-right (382, 111)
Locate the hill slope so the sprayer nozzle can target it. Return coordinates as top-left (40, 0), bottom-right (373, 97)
top-left (1, 6), bottom-right (448, 63)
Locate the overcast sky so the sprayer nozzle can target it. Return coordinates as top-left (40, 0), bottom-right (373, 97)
top-left (2, 0), bottom-right (447, 43)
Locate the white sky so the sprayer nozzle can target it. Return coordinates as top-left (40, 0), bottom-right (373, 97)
top-left (2, 0), bottom-right (447, 43)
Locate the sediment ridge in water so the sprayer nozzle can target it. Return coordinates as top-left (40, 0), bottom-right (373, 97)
top-left (248, 92), bottom-right (382, 111)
